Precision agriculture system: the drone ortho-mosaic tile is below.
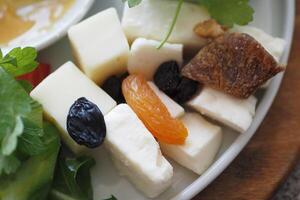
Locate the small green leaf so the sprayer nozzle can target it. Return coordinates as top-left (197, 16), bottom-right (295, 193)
top-left (0, 47), bottom-right (38, 77)
top-left (18, 118), bottom-right (46, 156)
top-left (49, 156), bottom-right (95, 200)
top-left (124, 0), bottom-right (142, 8)
top-left (197, 0), bottom-right (254, 27)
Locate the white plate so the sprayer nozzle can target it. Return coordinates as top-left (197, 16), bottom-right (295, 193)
top-left (1, 0), bottom-right (94, 53)
top-left (38, 0), bottom-right (295, 199)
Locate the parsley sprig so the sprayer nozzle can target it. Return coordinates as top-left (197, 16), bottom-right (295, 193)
top-left (0, 48), bottom-right (46, 175)
top-left (123, 0), bottom-right (254, 48)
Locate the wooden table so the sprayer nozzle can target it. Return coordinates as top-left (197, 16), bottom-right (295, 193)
top-left (194, 3), bottom-right (300, 200)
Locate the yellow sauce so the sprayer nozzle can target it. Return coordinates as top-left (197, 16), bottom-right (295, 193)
top-left (0, 0), bottom-right (74, 45)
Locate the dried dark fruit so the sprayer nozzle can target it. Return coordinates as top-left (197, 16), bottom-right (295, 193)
top-left (173, 77), bottom-right (199, 104)
top-left (67, 97), bottom-right (106, 148)
top-left (102, 73), bottom-right (128, 104)
top-left (153, 60), bottom-right (200, 104)
top-left (154, 61), bottom-right (181, 97)
top-left (181, 33), bottom-right (284, 98)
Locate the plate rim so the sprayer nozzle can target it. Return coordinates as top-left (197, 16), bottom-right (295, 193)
top-left (1, 0), bottom-right (94, 53)
top-left (172, 1), bottom-right (296, 199)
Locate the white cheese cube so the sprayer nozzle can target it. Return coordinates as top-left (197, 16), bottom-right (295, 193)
top-left (122, 0), bottom-right (210, 50)
top-left (30, 62), bottom-right (116, 154)
top-left (147, 81), bottom-right (184, 118)
top-left (231, 25), bottom-right (286, 62)
top-left (68, 8), bottom-right (130, 84)
top-left (128, 38), bottom-right (183, 80)
top-left (104, 104), bottom-right (173, 198)
top-left (187, 87), bottom-right (257, 133)
top-left (160, 113), bottom-right (222, 175)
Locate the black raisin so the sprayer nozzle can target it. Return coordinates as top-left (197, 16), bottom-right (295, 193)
top-left (102, 74), bottom-right (127, 104)
top-left (154, 61), bottom-right (181, 97)
top-left (67, 97), bottom-right (106, 148)
top-left (173, 78), bottom-right (199, 104)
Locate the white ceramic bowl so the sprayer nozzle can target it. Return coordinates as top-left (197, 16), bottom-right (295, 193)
top-left (39, 0), bottom-right (295, 199)
top-left (1, 0), bottom-right (94, 53)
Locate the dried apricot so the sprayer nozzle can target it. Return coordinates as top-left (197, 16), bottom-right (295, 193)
top-left (122, 74), bottom-right (188, 144)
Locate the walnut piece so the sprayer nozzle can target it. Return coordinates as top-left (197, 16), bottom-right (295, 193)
top-left (181, 33), bottom-right (284, 98)
top-left (194, 19), bottom-right (225, 38)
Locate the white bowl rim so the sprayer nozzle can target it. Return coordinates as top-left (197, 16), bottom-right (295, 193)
top-left (1, 0), bottom-right (94, 52)
top-left (171, 0), bottom-right (295, 199)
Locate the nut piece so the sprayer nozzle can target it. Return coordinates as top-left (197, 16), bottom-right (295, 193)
top-left (181, 33), bottom-right (284, 98)
top-left (194, 19), bottom-right (225, 38)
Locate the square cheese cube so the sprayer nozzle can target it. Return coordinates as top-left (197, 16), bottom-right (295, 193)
top-left (68, 8), bottom-right (130, 84)
top-left (30, 62), bottom-right (116, 154)
top-left (128, 38), bottom-right (183, 80)
top-left (187, 87), bottom-right (257, 132)
top-left (231, 25), bottom-right (286, 62)
top-left (160, 113), bottom-right (222, 175)
top-left (122, 0), bottom-right (210, 50)
top-left (148, 81), bottom-right (184, 118)
top-left (104, 104), bottom-right (173, 198)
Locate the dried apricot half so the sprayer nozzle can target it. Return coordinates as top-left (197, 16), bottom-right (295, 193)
top-left (122, 74), bottom-right (188, 144)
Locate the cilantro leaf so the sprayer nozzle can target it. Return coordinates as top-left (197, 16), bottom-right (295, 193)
top-left (49, 156), bottom-right (95, 200)
top-left (0, 47), bottom-right (38, 77)
top-left (1, 116), bottom-right (24, 156)
top-left (197, 0), bottom-right (254, 27)
top-left (0, 68), bottom-right (31, 147)
top-left (123, 0), bottom-right (142, 8)
top-left (0, 67), bottom-right (45, 175)
top-left (18, 118), bottom-right (45, 156)
top-left (0, 122), bottom-right (60, 199)
top-left (17, 100), bottom-right (46, 156)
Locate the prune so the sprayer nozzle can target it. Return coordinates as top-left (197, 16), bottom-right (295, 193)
top-left (67, 97), bottom-right (106, 148)
top-left (153, 60), bottom-right (200, 104)
top-left (173, 78), bottom-right (199, 104)
top-left (102, 74), bottom-right (128, 104)
top-left (154, 61), bottom-right (181, 97)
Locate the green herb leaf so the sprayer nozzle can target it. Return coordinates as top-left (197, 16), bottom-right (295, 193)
top-left (0, 122), bottom-right (60, 200)
top-left (18, 118), bottom-right (46, 156)
top-left (49, 156), bottom-right (95, 200)
top-left (0, 47), bottom-right (38, 77)
top-left (18, 80), bottom-right (33, 93)
top-left (0, 68), bottom-right (31, 151)
top-left (1, 116), bottom-right (24, 156)
top-left (197, 0), bottom-right (254, 27)
top-left (0, 66), bottom-right (44, 175)
top-left (123, 0), bottom-right (142, 8)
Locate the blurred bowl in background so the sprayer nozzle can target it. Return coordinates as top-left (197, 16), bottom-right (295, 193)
top-left (0, 0), bottom-right (94, 53)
